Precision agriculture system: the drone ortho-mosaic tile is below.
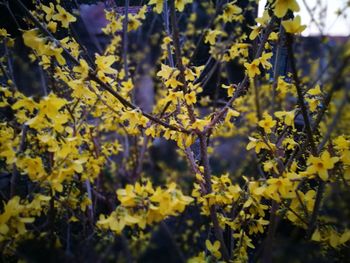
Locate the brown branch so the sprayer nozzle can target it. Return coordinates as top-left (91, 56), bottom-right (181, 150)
top-left (286, 33), bottom-right (317, 155)
top-left (286, 33), bottom-right (327, 239)
top-left (203, 16), bottom-right (277, 134)
top-left (169, 0), bottom-right (196, 124)
top-left (122, 0), bottom-right (129, 80)
top-left (198, 133), bottom-right (230, 261)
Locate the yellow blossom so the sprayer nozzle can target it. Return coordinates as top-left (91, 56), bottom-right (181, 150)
top-left (244, 59), bottom-right (261, 78)
top-left (157, 64), bottom-right (179, 80)
top-left (306, 151), bottom-right (339, 180)
top-left (246, 136), bottom-right (275, 153)
top-left (222, 2), bottom-right (242, 23)
top-left (175, 0), bottom-right (193, 12)
top-left (205, 240), bottom-right (221, 259)
top-left (204, 29), bottom-right (223, 45)
top-left (221, 84), bottom-right (236, 97)
top-left (52, 5), bottom-right (76, 28)
top-left (307, 84), bottom-right (322, 96)
top-left (258, 112), bottom-right (276, 133)
top-left (259, 52), bottom-right (273, 69)
top-left (282, 15), bottom-right (306, 34)
top-left (148, 0), bottom-right (163, 14)
top-left (184, 91), bottom-right (197, 105)
top-left (273, 0), bottom-right (300, 18)
top-left (95, 54), bottom-right (118, 75)
top-left (41, 3), bottom-right (55, 21)
top-left (275, 110), bottom-right (296, 128)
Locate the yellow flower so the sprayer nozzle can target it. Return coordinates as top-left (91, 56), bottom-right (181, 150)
top-left (166, 91), bottom-right (183, 102)
top-left (282, 137), bottom-right (298, 150)
top-left (334, 135), bottom-right (349, 151)
top-left (41, 3), bottom-right (55, 21)
top-left (222, 2), bottom-right (242, 23)
top-left (127, 15), bottom-right (141, 32)
top-left (117, 185), bottom-right (137, 207)
top-left (184, 68), bottom-right (195, 81)
top-left (121, 79), bottom-right (134, 94)
top-left (22, 29), bottom-right (46, 55)
top-left (249, 25), bottom-right (260, 40)
top-left (246, 136), bottom-right (275, 153)
top-left (305, 97), bottom-right (319, 112)
top-left (204, 29), bottom-right (223, 45)
top-left (266, 177), bottom-right (295, 202)
top-left (157, 63), bottom-right (178, 79)
top-left (188, 252), bottom-right (206, 263)
top-left (47, 21), bottom-right (57, 33)
top-left (175, 0), bottom-right (193, 12)
top-left (306, 151), bottom-right (339, 180)
top-left (244, 59), bottom-right (260, 78)
top-left (38, 93), bottom-right (67, 119)
top-left (165, 77), bottom-right (183, 88)
top-left (0, 28), bottom-right (10, 37)
top-left (205, 240), bottom-right (221, 259)
top-left (288, 190), bottom-right (315, 223)
top-left (221, 84), bottom-right (235, 97)
top-left (46, 46), bottom-right (66, 65)
top-left (225, 108), bottom-right (240, 123)
top-left (256, 10), bottom-right (270, 26)
top-left (73, 59), bottom-right (90, 79)
top-left (17, 156), bottom-right (47, 181)
top-left (276, 76), bottom-right (290, 97)
top-left (258, 112), bottom-right (276, 133)
top-left (184, 91), bottom-right (197, 105)
top-left (273, 0), bottom-right (300, 18)
top-left (148, 0), bottom-right (163, 14)
top-left (259, 52), bottom-right (273, 69)
top-left (307, 84), bottom-right (322, 96)
top-left (52, 5), bottom-right (77, 28)
top-left (95, 54), bottom-right (118, 75)
top-left (275, 110), bottom-right (296, 128)
top-left (12, 97), bottom-right (37, 113)
top-left (191, 118), bottom-right (209, 132)
top-left (136, 5), bottom-right (148, 20)
top-left (282, 15), bottom-right (306, 34)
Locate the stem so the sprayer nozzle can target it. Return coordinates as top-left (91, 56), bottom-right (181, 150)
top-left (198, 133), bottom-right (230, 261)
top-left (286, 33), bottom-right (327, 239)
top-left (160, 222), bottom-right (186, 263)
top-left (122, 0), bottom-right (129, 80)
top-left (286, 33), bottom-right (317, 155)
top-left (262, 201), bottom-right (279, 263)
top-left (169, 0), bottom-right (196, 123)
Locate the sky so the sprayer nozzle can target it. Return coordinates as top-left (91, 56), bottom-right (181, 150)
top-left (258, 0), bottom-right (350, 36)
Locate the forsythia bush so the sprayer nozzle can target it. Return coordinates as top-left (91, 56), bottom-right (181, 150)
top-left (0, 0), bottom-right (349, 262)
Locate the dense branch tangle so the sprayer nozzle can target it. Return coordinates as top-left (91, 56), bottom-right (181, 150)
top-left (1, 0), bottom-right (350, 262)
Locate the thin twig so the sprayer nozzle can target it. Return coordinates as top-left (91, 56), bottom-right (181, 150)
top-left (204, 17), bottom-right (277, 134)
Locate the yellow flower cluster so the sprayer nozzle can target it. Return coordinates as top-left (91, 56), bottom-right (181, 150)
top-left (0, 195), bottom-right (50, 247)
top-left (97, 180), bottom-right (193, 233)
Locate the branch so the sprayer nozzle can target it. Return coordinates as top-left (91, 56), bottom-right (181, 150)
top-left (169, 0), bottom-right (196, 124)
top-left (286, 33), bottom-right (317, 155)
top-left (198, 133), bottom-right (230, 261)
top-left (203, 17), bottom-right (276, 134)
top-left (122, 0), bottom-right (129, 80)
